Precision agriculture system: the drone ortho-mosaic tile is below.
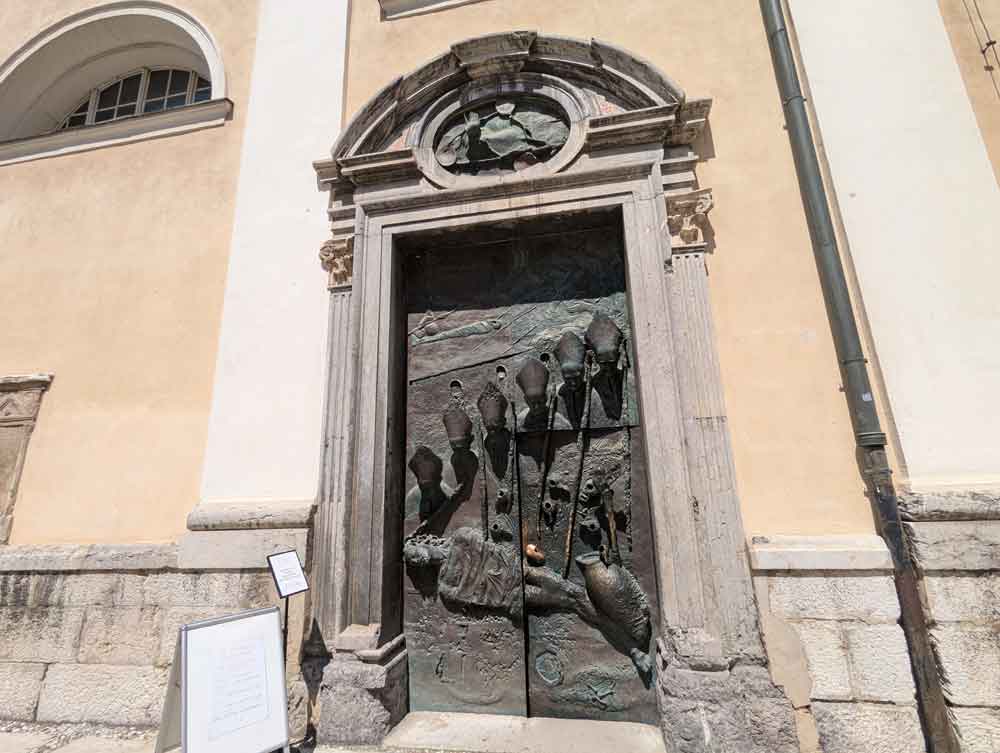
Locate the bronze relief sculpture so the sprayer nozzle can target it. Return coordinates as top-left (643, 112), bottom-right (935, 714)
top-left (435, 99), bottom-right (570, 175)
top-left (401, 222), bottom-right (659, 723)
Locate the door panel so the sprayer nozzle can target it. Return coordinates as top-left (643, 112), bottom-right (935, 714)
top-left (401, 217), bottom-right (660, 723)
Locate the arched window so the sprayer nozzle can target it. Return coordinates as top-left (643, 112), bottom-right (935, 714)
top-left (60, 68), bottom-right (211, 131)
top-left (0, 4), bottom-right (230, 166)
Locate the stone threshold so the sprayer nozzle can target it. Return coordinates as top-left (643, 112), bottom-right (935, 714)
top-left (353, 711), bottom-right (667, 753)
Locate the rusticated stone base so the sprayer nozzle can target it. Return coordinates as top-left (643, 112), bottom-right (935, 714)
top-left (0, 545), bottom-right (294, 728)
top-left (901, 489), bottom-right (1000, 750)
top-left (316, 650), bottom-right (408, 745)
top-left (749, 535), bottom-right (927, 753)
top-left (655, 642), bottom-right (799, 753)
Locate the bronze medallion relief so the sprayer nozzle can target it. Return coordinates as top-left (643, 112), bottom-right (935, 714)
top-left (434, 98), bottom-right (569, 176)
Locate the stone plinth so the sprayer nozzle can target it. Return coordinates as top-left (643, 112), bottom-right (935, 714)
top-left (316, 650), bottom-right (408, 745)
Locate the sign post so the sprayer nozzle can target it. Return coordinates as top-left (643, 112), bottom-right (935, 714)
top-left (266, 550), bottom-right (310, 664)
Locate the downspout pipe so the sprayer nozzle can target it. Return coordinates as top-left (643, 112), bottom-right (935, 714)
top-left (758, 2), bottom-right (959, 751)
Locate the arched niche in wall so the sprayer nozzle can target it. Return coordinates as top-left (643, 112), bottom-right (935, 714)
top-left (0, 2), bottom-right (230, 166)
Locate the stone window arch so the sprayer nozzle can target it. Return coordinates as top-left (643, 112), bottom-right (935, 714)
top-left (0, 2), bottom-right (230, 166)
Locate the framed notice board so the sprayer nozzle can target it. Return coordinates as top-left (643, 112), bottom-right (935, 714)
top-left (155, 607), bottom-right (289, 753)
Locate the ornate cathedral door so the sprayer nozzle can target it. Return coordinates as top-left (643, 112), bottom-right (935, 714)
top-left (401, 215), bottom-right (661, 724)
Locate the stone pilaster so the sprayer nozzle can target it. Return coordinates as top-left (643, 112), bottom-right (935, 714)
top-left (311, 235), bottom-right (358, 652)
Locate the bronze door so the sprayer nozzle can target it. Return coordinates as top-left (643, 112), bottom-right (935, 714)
top-left (401, 216), bottom-right (660, 724)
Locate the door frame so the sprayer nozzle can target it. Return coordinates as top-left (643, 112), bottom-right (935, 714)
top-left (324, 156), bottom-right (761, 669)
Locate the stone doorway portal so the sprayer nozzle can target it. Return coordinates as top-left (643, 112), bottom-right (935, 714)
top-left (311, 32), bottom-right (795, 750)
top-left (400, 213), bottom-right (661, 724)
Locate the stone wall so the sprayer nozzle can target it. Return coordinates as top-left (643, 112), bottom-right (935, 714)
top-left (902, 491), bottom-right (1000, 753)
top-left (751, 536), bottom-right (926, 753)
top-left (0, 540), bottom-right (306, 729)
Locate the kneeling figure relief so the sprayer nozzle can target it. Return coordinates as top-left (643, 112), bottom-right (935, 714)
top-left (402, 221), bottom-right (661, 724)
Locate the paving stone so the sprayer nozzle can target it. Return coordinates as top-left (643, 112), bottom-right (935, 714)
top-left (0, 662), bottom-right (45, 721)
top-left (791, 621), bottom-right (851, 701)
top-left (768, 574), bottom-right (900, 622)
top-left (844, 623), bottom-right (915, 703)
top-left (36, 664), bottom-right (168, 726)
top-left (0, 608), bottom-right (84, 662)
top-left (78, 607), bottom-right (161, 665)
top-left (0, 731), bottom-right (48, 753)
top-left (382, 710), bottom-right (669, 753)
top-left (58, 737), bottom-right (155, 753)
top-left (812, 702), bottom-right (924, 753)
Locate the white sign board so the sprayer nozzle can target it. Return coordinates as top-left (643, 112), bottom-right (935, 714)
top-left (266, 550), bottom-right (309, 598)
top-left (155, 607), bottom-right (289, 753)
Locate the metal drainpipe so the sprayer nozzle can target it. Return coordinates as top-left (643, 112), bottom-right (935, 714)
top-left (758, 1), bottom-right (959, 751)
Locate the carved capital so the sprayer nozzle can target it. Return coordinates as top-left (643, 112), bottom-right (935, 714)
top-left (666, 188), bottom-right (713, 249)
top-left (320, 237), bottom-right (354, 289)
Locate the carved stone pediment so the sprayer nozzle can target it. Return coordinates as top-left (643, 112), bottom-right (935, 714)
top-left (317, 33), bottom-right (711, 190)
top-left (313, 33), bottom-right (716, 286)
top-left (451, 31), bottom-right (536, 78)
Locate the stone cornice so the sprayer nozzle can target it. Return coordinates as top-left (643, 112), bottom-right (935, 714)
top-left (750, 535), bottom-right (893, 571)
top-left (187, 500), bottom-right (316, 531)
top-left (0, 543), bottom-right (178, 571)
top-left (0, 373), bottom-right (53, 392)
top-left (0, 99), bottom-right (232, 167)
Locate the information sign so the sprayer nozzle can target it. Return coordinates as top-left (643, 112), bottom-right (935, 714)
top-left (155, 607), bottom-right (289, 753)
top-left (266, 550), bottom-right (309, 598)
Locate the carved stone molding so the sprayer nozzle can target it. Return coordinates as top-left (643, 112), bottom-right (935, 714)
top-left (1, 373), bottom-right (53, 544)
top-left (451, 31), bottom-right (536, 79)
top-left (320, 237), bottom-right (354, 289)
top-left (666, 188), bottom-right (714, 251)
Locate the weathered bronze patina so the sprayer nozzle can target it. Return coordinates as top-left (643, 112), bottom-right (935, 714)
top-left (401, 216), bottom-right (659, 724)
top-left (435, 99), bottom-right (569, 175)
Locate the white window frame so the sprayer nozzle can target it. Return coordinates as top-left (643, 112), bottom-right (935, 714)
top-left (58, 67), bottom-right (212, 132)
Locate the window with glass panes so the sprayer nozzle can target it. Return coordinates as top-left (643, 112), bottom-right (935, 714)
top-left (58, 68), bottom-right (211, 131)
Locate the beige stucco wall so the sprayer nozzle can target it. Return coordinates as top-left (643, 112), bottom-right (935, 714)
top-left (940, 0), bottom-right (1000, 183)
top-left (0, 0), bottom-right (258, 544)
top-left (343, 0), bottom-right (875, 536)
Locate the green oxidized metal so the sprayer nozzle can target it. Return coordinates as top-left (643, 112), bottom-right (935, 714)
top-left (435, 99), bottom-right (569, 175)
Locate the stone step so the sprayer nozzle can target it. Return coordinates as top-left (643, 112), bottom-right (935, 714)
top-left (345, 711), bottom-right (667, 753)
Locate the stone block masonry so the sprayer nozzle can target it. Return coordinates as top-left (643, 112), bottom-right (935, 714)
top-left (0, 545), bottom-right (285, 727)
top-left (750, 535), bottom-right (925, 753)
top-left (901, 490), bottom-right (1000, 752)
